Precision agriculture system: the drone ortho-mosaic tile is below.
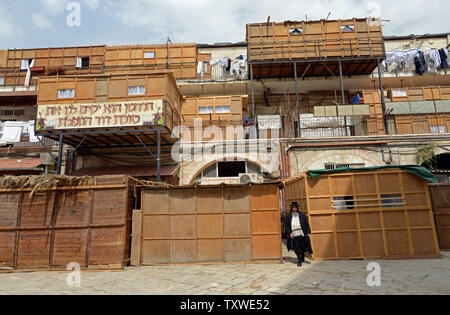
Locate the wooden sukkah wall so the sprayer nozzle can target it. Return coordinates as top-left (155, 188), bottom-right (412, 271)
top-left (429, 183), bottom-right (450, 250)
top-left (284, 169), bottom-right (441, 260)
top-left (136, 183), bottom-right (282, 265)
top-left (0, 175), bottom-right (134, 271)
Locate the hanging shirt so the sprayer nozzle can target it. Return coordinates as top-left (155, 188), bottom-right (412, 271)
top-left (424, 48), bottom-right (441, 73)
top-left (415, 51), bottom-right (426, 75)
top-left (291, 213), bottom-right (304, 237)
top-left (439, 48), bottom-right (449, 69)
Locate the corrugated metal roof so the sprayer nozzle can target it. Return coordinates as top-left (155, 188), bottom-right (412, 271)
top-left (0, 158), bottom-right (42, 170)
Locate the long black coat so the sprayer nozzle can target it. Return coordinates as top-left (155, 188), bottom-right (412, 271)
top-left (285, 212), bottom-right (313, 254)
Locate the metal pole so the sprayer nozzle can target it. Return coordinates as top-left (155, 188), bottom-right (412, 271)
top-left (250, 63), bottom-right (255, 121)
top-left (157, 130), bottom-right (161, 182)
top-left (56, 134), bottom-right (64, 175)
top-left (294, 62), bottom-right (301, 138)
top-left (377, 58), bottom-right (389, 135)
top-left (339, 60), bottom-right (348, 136)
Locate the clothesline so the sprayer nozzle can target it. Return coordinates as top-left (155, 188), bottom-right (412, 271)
top-left (383, 46), bottom-right (449, 74)
top-left (0, 120), bottom-right (41, 145)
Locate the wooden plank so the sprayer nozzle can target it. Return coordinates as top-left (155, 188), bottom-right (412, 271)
top-left (130, 210), bottom-right (142, 266)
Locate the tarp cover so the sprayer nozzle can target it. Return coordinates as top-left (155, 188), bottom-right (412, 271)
top-left (308, 165), bottom-right (437, 183)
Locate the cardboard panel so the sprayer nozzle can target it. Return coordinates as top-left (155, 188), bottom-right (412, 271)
top-left (170, 240), bottom-right (196, 263)
top-left (170, 215), bottom-right (196, 239)
top-left (197, 239), bottom-right (224, 262)
top-left (252, 235), bottom-right (281, 259)
top-left (224, 239), bottom-right (251, 262)
top-left (224, 214), bottom-right (250, 237)
top-left (170, 189), bottom-right (195, 214)
top-left (142, 240), bottom-right (169, 264)
top-left (224, 188), bottom-right (250, 212)
top-left (143, 190), bottom-right (169, 214)
top-left (143, 215), bottom-right (169, 239)
top-left (197, 214), bottom-right (223, 238)
top-left (197, 188), bottom-right (223, 214)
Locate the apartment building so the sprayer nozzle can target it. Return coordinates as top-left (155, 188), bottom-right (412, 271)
top-left (0, 17), bottom-right (449, 184)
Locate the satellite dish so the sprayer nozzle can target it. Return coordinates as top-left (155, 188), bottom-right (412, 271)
top-left (239, 174), bottom-right (251, 184)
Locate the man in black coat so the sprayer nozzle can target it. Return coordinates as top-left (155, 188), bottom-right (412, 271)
top-left (285, 202), bottom-right (313, 267)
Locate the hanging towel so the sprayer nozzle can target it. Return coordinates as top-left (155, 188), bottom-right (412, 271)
top-left (28, 121), bottom-right (40, 143)
top-left (1, 121), bottom-right (24, 143)
top-left (197, 61), bottom-right (204, 77)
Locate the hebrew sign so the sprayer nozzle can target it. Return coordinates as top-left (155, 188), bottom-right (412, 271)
top-left (36, 100), bottom-right (164, 130)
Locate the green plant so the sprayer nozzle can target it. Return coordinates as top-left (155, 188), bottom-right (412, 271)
top-left (416, 144), bottom-right (436, 169)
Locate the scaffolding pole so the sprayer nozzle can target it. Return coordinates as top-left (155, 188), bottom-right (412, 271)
top-left (338, 60), bottom-right (349, 136)
top-left (377, 58), bottom-right (389, 135)
top-left (294, 62), bottom-right (301, 138)
top-left (56, 135), bottom-right (64, 175)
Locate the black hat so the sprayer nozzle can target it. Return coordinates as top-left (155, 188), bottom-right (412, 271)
top-left (291, 202), bottom-right (299, 209)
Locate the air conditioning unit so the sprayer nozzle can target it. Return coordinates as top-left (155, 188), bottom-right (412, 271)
top-left (239, 173), bottom-right (259, 184)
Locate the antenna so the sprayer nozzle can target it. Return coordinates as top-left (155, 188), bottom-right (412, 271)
top-left (326, 12), bottom-right (331, 20)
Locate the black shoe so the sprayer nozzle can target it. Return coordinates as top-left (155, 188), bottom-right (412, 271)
top-left (297, 262), bottom-right (302, 267)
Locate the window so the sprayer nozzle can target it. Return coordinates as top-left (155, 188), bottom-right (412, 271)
top-left (381, 194), bottom-right (403, 208)
top-left (218, 161), bottom-right (246, 178)
top-left (325, 163), bottom-right (364, 170)
top-left (202, 163), bottom-right (217, 178)
top-left (215, 106), bottom-right (231, 114)
top-left (197, 161), bottom-right (261, 181)
top-left (289, 27), bottom-right (303, 35)
top-left (57, 89), bottom-right (75, 99)
top-left (333, 196), bottom-right (355, 210)
top-left (144, 52), bottom-right (155, 59)
top-left (128, 86), bottom-right (146, 96)
top-left (341, 25), bottom-right (355, 32)
top-left (392, 89), bottom-right (407, 98)
top-left (247, 162), bottom-right (260, 174)
top-left (76, 57), bottom-right (90, 68)
top-left (431, 126), bottom-right (447, 134)
top-left (0, 77), bottom-right (4, 85)
top-left (198, 106), bottom-right (214, 114)
top-left (21, 59), bottom-right (33, 70)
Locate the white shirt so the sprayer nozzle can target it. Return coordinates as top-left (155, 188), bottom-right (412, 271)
top-left (291, 213), bottom-right (304, 237)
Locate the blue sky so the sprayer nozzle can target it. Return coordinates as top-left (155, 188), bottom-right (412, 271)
top-left (0, 0), bottom-right (448, 49)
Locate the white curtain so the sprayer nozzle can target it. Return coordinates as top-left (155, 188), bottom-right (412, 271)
top-left (0, 77), bottom-right (4, 85)
top-left (128, 86), bottom-right (146, 96)
top-left (198, 106), bottom-right (213, 114)
top-left (215, 106), bottom-right (230, 114)
top-left (76, 57), bottom-right (82, 68)
top-left (58, 89), bottom-right (75, 99)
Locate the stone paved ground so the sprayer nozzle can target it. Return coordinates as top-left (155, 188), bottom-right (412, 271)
top-left (0, 247), bottom-right (449, 295)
